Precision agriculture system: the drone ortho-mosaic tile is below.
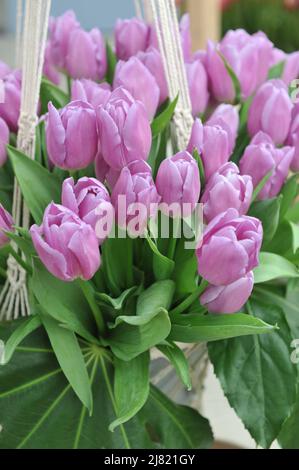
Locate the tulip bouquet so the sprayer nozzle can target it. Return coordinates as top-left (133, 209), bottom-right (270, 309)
top-left (0, 10), bottom-right (299, 450)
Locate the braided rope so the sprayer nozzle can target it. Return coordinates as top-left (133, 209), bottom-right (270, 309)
top-left (0, 0), bottom-right (52, 321)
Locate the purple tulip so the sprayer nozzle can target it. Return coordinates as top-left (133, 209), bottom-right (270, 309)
top-left (186, 59), bottom-right (209, 116)
top-left (187, 118), bottom-right (204, 155)
top-left (248, 79), bottom-right (293, 145)
top-left (49, 10), bottom-right (80, 69)
top-left (113, 57), bottom-right (160, 120)
top-left (207, 104), bottom-right (239, 154)
top-left (111, 164), bottom-right (160, 235)
top-left (62, 177), bottom-right (113, 244)
top-left (180, 14), bottom-right (192, 63)
top-left (200, 272), bottom-right (254, 314)
top-left (0, 117), bottom-right (9, 166)
top-left (97, 87), bottom-right (151, 171)
top-left (271, 48), bottom-right (299, 86)
top-left (206, 29), bottom-right (273, 102)
top-left (115, 18), bottom-right (151, 61)
top-left (0, 61), bottom-right (11, 79)
top-left (0, 70), bottom-right (21, 132)
top-left (201, 162), bottom-right (253, 223)
top-left (201, 124), bottom-right (230, 181)
top-left (65, 27), bottom-right (107, 81)
top-left (71, 79), bottom-right (111, 108)
top-left (43, 41), bottom-right (60, 85)
top-left (287, 103), bottom-right (299, 172)
top-left (240, 132), bottom-right (294, 200)
top-left (137, 48), bottom-right (168, 105)
top-left (30, 203), bottom-right (100, 282)
top-left (196, 208), bottom-right (263, 286)
top-left (155, 151), bottom-right (200, 217)
top-left (0, 203), bottom-right (14, 247)
top-left (46, 101), bottom-right (98, 170)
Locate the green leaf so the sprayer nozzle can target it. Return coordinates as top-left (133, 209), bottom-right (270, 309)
top-left (145, 235), bottom-right (175, 281)
top-left (268, 61), bottom-right (285, 79)
top-left (192, 148), bottom-right (205, 190)
top-left (136, 280), bottom-right (175, 316)
top-left (151, 95), bottom-right (178, 137)
top-left (106, 308), bottom-right (171, 361)
top-left (279, 391), bottom-right (299, 449)
top-left (106, 41), bottom-right (117, 86)
top-left (0, 323), bottom-right (153, 449)
top-left (280, 175), bottom-right (298, 221)
top-left (1, 316), bottom-right (41, 365)
top-left (7, 145), bottom-right (61, 224)
top-left (96, 286), bottom-right (137, 310)
top-left (147, 134), bottom-right (161, 171)
top-left (218, 51), bottom-right (242, 103)
top-left (140, 385), bottom-right (213, 449)
top-left (30, 260), bottom-right (98, 344)
top-left (40, 77), bottom-right (69, 115)
top-left (169, 312), bottom-right (276, 343)
top-left (157, 342), bottom-right (192, 390)
top-left (251, 169), bottom-right (273, 203)
top-left (290, 221), bottom-right (299, 254)
top-left (41, 313), bottom-right (93, 414)
top-left (5, 230), bottom-right (35, 262)
top-left (208, 300), bottom-right (297, 448)
top-left (101, 235), bottom-right (134, 296)
top-left (254, 252), bottom-right (299, 283)
top-left (249, 196), bottom-right (282, 246)
top-left (286, 201), bottom-right (299, 223)
top-left (110, 352), bottom-right (150, 431)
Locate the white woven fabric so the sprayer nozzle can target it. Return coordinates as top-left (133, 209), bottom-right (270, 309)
top-left (0, 0), bottom-right (51, 320)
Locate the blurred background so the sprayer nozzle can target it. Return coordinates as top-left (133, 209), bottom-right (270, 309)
top-left (0, 0), bottom-right (295, 449)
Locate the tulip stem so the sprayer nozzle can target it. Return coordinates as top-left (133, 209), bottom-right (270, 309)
top-left (78, 279), bottom-right (106, 336)
top-left (66, 75), bottom-right (72, 98)
top-left (169, 279), bottom-right (209, 316)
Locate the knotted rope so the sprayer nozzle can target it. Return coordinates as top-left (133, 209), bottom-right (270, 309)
top-left (0, 0), bottom-right (51, 320)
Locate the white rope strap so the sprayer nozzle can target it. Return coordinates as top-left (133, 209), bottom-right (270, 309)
top-left (0, 0), bottom-right (52, 321)
top-left (148, 0), bottom-right (193, 150)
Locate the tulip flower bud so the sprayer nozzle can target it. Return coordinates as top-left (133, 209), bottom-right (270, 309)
top-left (137, 48), bottom-right (168, 106)
top-left (201, 162), bottom-right (253, 223)
top-left (0, 203), bottom-right (14, 247)
top-left (66, 28), bottom-right (107, 81)
top-left (200, 272), bottom-right (254, 314)
top-left (49, 10), bottom-right (80, 70)
top-left (287, 103), bottom-right (299, 171)
top-left (0, 61), bottom-right (11, 79)
top-left (43, 41), bottom-right (60, 85)
top-left (155, 151), bottom-right (200, 218)
top-left (0, 70), bottom-right (22, 132)
top-left (248, 79), bottom-right (293, 145)
top-left (111, 163), bottom-right (160, 235)
top-left (207, 104), bottom-right (239, 154)
top-left (113, 57), bottom-right (160, 120)
top-left (201, 124), bottom-right (230, 181)
top-left (115, 18), bottom-right (151, 61)
top-left (46, 101), bottom-right (98, 170)
top-left (186, 59), bottom-right (209, 116)
top-left (240, 132), bottom-right (294, 200)
top-left (207, 29), bottom-right (273, 102)
top-left (0, 117), bottom-right (9, 167)
top-left (97, 87), bottom-right (151, 171)
top-left (62, 177), bottom-right (113, 244)
top-left (187, 118), bottom-right (204, 155)
top-left (196, 208), bottom-right (263, 286)
top-left (180, 14), bottom-right (192, 62)
top-left (30, 203), bottom-right (100, 282)
top-left (71, 79), bottom-right (111, 108)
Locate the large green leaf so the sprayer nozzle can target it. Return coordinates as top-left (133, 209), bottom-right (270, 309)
top-left (157, 342), bottom-right (192, 390)
top-left (145, 235), bottom-right (175, 281)
top-left (110, 352), bottom-right (150, 431)
top-left (139, 385), bottom-right (213, 449)
top-left (0, 322), bottom-right (153, 449)
top-left (1, 316), bottom-right (41, 365)
top-left (249, 197), bottom-right (282, 246)
top-left (7, 145), bottom-right (61, 224)
top-left (254, 252), bottom-right (299, 283)
top-left (208, 300), bottom-right (297, 448)
top-left (40, 77), bottom-right (69, 115)
top-left (169, 312), bottom-right (276, 343)
top-left (106, 309), bottom-right (171, 361)
top-left (279, 391), bottom-right (299, 449)
top-left (136, 280), bottom-right (175, 316)
top-left (151, 96), bottom-right (178, 137)
top-left (30, 260), bottom-right (98, 344)
top-left (101, 235), bottom-right (134, 296)
top-left (41, 313), bottom-right (93, 414)
top-left (280, 175), bottom-right (298, 221)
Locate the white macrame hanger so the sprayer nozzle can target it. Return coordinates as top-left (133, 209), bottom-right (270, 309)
top-left (142, 0), bottom-right (194, 150)
top-left (0, 0), bottom-right (52, 321)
